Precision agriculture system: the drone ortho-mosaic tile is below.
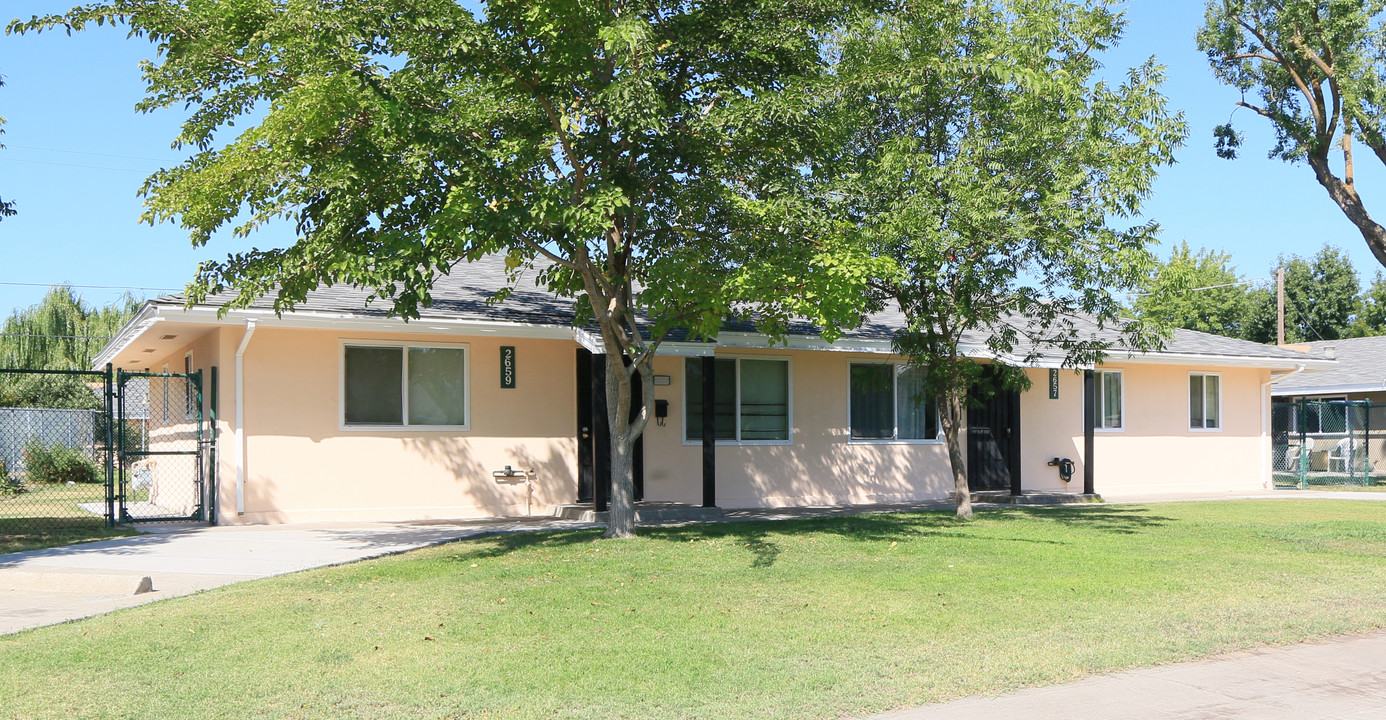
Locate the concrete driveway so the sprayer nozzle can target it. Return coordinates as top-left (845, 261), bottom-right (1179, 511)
top-left (0, 516), bottom-right (594, 635)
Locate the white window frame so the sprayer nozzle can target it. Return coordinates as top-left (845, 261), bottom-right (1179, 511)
top-left (1091, 369), bottom-right (1125, 432)
top-left (1189, 372), bottom-right (1222, 432)
top-left (682, 354), bottom-right (793, 446)
top-left (846, 362), bottom-right (942, 445)
top-left (1303, 395), bottom-right (1349, 435)
top-left (339, 339), bottom-right (471, 432)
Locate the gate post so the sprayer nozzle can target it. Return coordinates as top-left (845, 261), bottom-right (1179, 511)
top-left (193, 369), bottom-right (205, 523)
top-left (116, 368), bottom-right (127, 523)
top-left (1298, 398), bottom-right (1308, 490)
top-left (104, 364), bottom-right (115, 528)
top-left (209, 366), bottom-right (218, 526)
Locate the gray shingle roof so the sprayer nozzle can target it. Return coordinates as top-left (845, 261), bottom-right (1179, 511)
top-left (1272, 336), bottom-right (1386, 393)
top-left (153, 255), bottom-right (1322, 364)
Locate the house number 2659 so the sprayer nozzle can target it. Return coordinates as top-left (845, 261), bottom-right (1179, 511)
top-left (501, 346), bottom-right (516, 389)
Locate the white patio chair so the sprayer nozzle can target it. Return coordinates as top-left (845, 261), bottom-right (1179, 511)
top-left (1327, 437), bottom-right (1356, 473)
top-left (1285, 437), bottom-right (1315, 470)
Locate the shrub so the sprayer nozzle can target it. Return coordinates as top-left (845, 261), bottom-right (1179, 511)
top-left (0, 460), bottom-right (23, 496)
top-left (22, 440), bottom-right (102, 484)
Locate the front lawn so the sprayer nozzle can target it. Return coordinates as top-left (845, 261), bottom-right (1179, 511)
top-left (0, 482), bottom-right (136, 552)
top-left (4, 500), bottom-right (1386, 719)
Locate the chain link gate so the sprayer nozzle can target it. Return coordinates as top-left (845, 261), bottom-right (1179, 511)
top-left (116, 369), bottom-right (208, 522)
top-left (0, 368), bottom-right (115, 533)
top-left (1272, 399), bottom-right (1385, 489)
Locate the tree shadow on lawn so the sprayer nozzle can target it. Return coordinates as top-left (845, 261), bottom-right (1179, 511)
top-left (435, 505), bottom-right (1173, 570)
top-left (982, 505), bottom-right (1175, 535)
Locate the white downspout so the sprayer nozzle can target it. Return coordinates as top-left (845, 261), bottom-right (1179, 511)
top-left (1262, 364), bottom-right (1307, 489)
top-left (234, 320), bottom-right (258, 516)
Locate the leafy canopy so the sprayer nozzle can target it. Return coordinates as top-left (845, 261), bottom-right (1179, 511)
top-left (10, 0), bottom-right (879, 344)
top-left (1131, 242), bottom-right (1252, 339)
top-left (827, 0), bottom-right (1185, 374)
top-left (1199, 0), bottom-right (1386, 267)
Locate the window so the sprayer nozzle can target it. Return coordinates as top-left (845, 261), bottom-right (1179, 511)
top-left (1306, 396), bottom-right (1348, 434)
top-left (849, 363), bottom-right (939, 442)
top-left (342, 342), bottom-right (468, 429)
top-left (1189, 373), bottom-right (1221, 430)
top-left (1094, 370), bottom-right (1123, 430)
top-left (684, 357), bottom-right (791, 443)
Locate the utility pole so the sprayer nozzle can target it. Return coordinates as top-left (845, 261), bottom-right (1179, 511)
top-left (1276, 266), bottom-right (1285, 346)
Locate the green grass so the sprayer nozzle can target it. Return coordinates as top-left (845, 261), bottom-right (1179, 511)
top-left (0, 481), bottom-right (136, 551)
top-left (0, 522), bottom-right (137, 553)
top-left (6, 500), bottom-right (1386, 719)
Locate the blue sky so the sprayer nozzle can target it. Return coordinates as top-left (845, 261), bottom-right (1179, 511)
top-left (0, 0), bottom-right (1381, 322)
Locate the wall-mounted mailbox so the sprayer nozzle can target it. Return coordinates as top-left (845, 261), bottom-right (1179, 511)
top-left (655, 399), bottom-right (669, 426)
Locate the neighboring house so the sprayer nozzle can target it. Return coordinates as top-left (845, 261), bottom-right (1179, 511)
top-left (93, 256), bottom-right (1331, 525)
top-left (1272, 337), bottom-right (1386, 404)
top-left (1271, 337), bottom-right (1386, 479)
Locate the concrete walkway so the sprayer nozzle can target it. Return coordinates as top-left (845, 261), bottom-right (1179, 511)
top-left (0, 516), bottom-right (595, 635)
top-left (867, 631), bottom-right (1386, 719)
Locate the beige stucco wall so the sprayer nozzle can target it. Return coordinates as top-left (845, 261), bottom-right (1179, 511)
top-left (1022, 364), bottom-right (1271, 496)
top-left (146, 327), bottom-right (577, 524)
top-left (131, 324), bottom-right (1277, 523)
top-left (642, 350), bottom-right (955, 508)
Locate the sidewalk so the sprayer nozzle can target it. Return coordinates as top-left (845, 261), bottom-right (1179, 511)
top-left (0, 516), bottom-right (595, 634)
top-left (867, 631), bottom-right (1386, 719)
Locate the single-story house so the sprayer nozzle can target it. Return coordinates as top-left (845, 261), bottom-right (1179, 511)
top-left (93, 256), bottom-right (1332, 525)
top-left (1271, 337), bottom-right (1386, 478)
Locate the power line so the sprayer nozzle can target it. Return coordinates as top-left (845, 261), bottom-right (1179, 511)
top-left (1125, 276), bottom-right (1270, 298)
top-left (0, 156), bottom-right (146, 173)
top-left (0, 281), bottom-right (178, 292)
top-left (0, 334), bottom-right (116, 340)
top-left (6, 144), bottom-right (167, 163)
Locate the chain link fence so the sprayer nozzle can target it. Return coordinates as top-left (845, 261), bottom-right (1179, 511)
top-left (0, 366), bottom-right (211, 533)
top-left (116, 372), bottom-right (206, 522)
top-left (1272, 399), bottom-right (1386, 489)
top-left (0, 369), bottom-right (114, 533)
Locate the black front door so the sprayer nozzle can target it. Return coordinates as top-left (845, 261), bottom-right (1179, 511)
top-left (575, 348), bottom-right (643, 505)
top-left (967, 371), bottom-right (1021, 493)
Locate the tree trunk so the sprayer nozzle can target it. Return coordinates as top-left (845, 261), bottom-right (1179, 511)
top-left (1307, 154), bottom-right (1386, 269)
top-left (602, 354), bottom-right (637, 538)
top-left (940, 385), bottom-right (973, 520)
top-left (599, 350), bottom-right (654, 539)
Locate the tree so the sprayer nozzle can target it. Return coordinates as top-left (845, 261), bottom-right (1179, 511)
top-left (1132, 242), bottom-right (1252, 338)
top-left (1198, 1), bottom-right (1386, 269)
top-left (0, 285), bottom-right (141, 370)
top-left (0, 286), bottom-right (140, 409)
top-left (1242, 245), bottom-right (1361, 342)
top-left (1350, 270), bottom-right (1386, 335)
top-left (11, 1), bottom-right (881, 537)
top-left (824, 0), bottom-right (1184, 518)
top-left (0, 71), bottom-right (13, 221)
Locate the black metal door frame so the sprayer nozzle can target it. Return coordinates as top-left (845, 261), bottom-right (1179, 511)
top-left (575, 349), bottom-right (643, 508)
top-left (967, 372), bottom-right (1022, 494)
top-left (116, 368), bottom-right (209, 523)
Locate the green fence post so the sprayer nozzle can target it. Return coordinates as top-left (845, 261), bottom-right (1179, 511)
top-left (1299, 398), bottom-right (1309, 490)
top-left (1366, 400), bottom-right (1374, 487)
top-left (104, 363), bottom-right (115, 528)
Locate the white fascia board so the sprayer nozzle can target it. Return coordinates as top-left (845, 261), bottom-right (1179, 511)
top-left (163, 304), bottom-right (581, 341)
top-left (1101, 351), bottom-right (1335, 370)
top-left (653, 342), bottom-right (715, 357)
top-left (713, 331), bottom-right (897, 354)
top-left (1271, 382), bottom-right (1386, 397)
top-left (90, 304), bottom-right (164, 370)
top-left (573, 328), bottom-right (604, 354)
